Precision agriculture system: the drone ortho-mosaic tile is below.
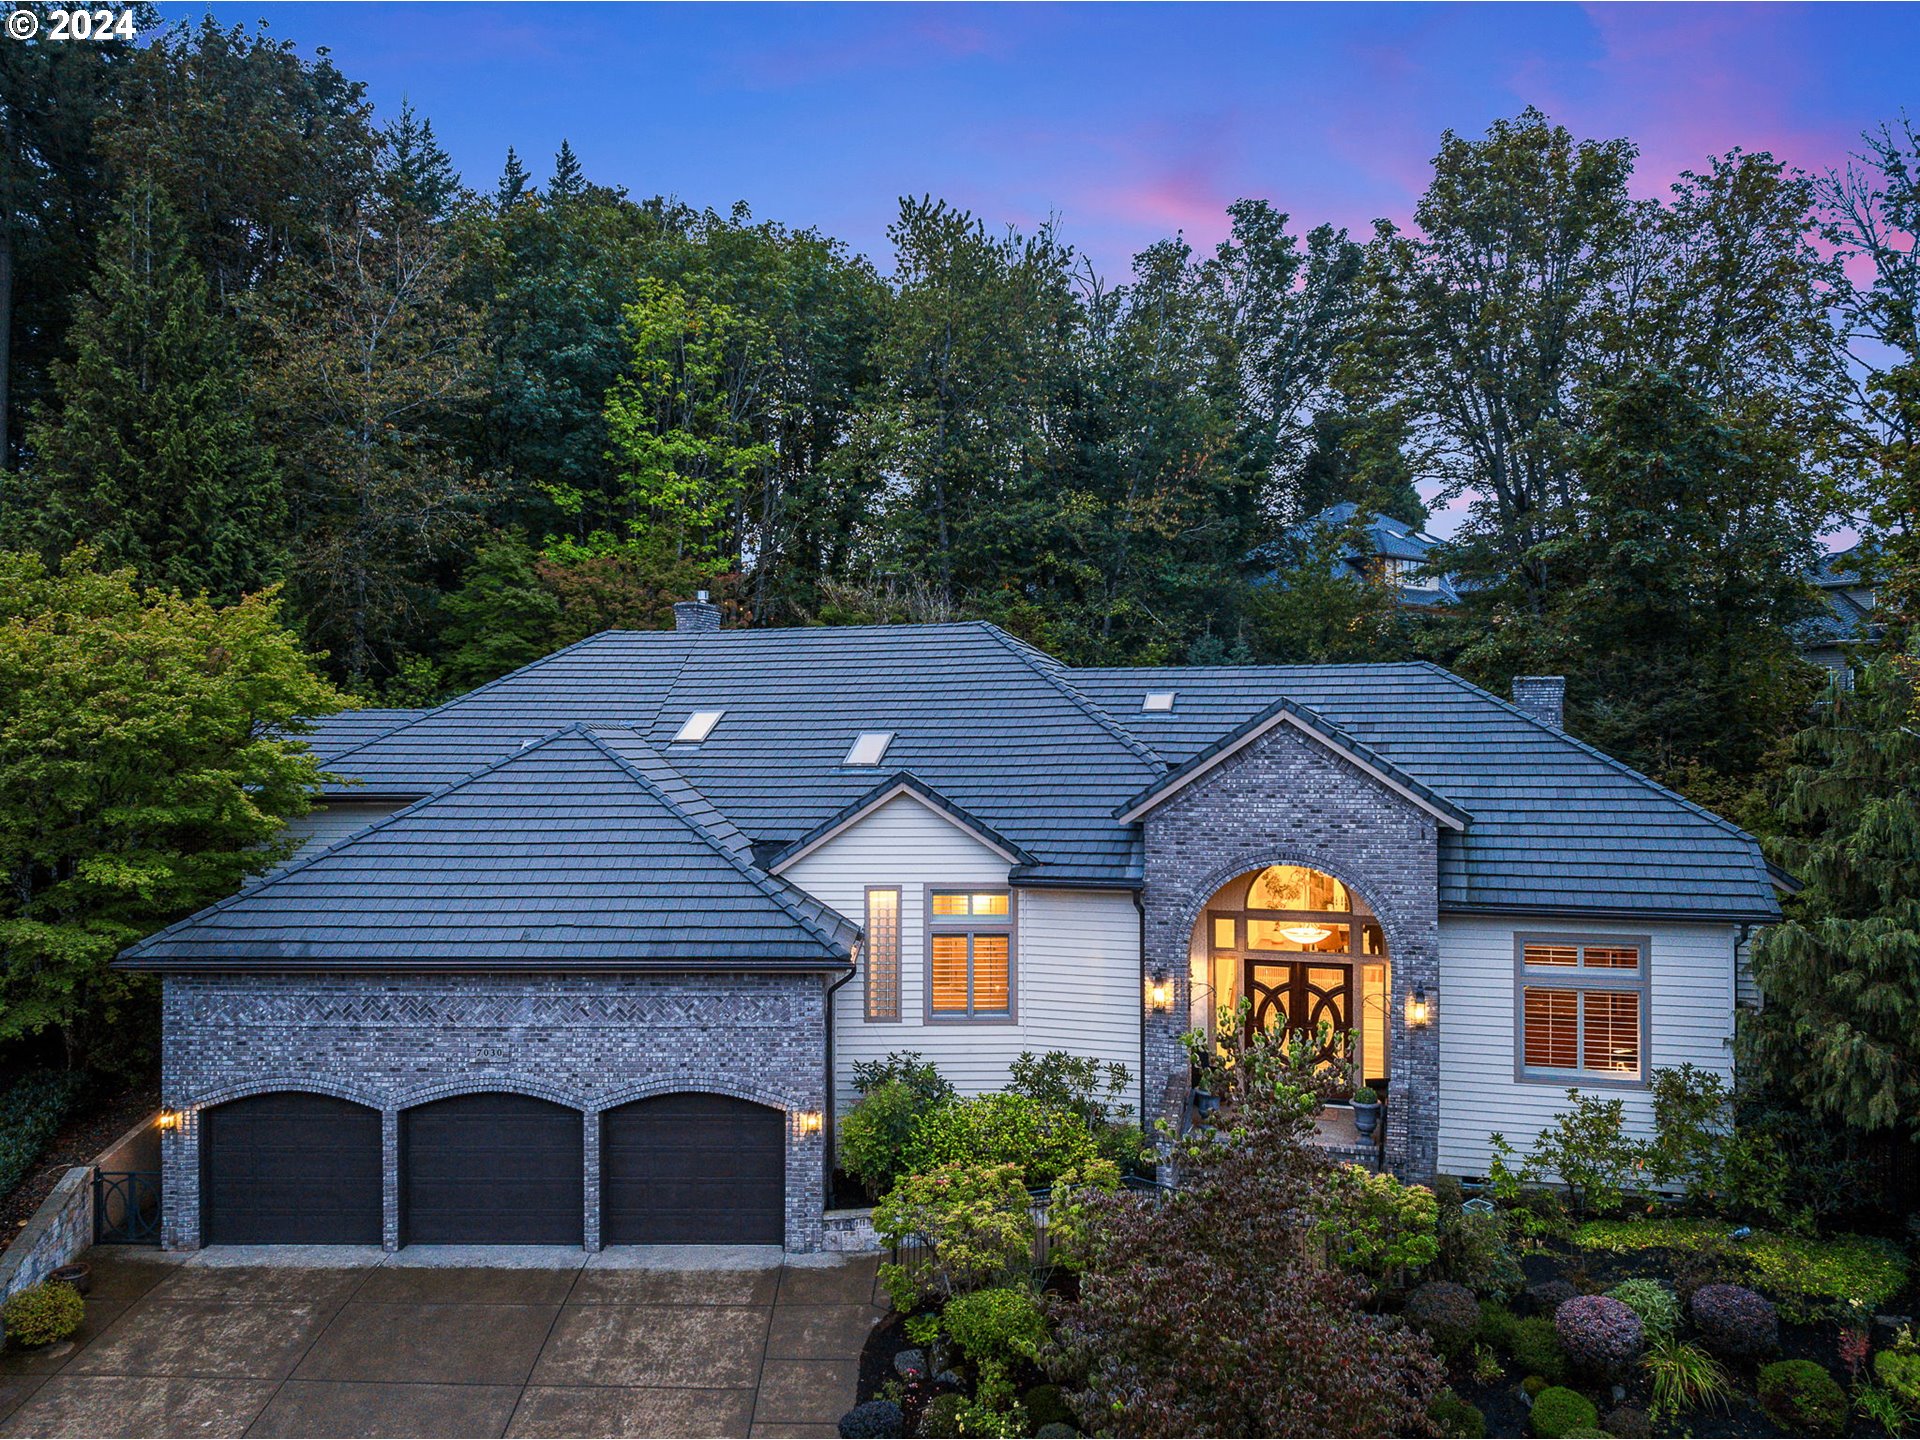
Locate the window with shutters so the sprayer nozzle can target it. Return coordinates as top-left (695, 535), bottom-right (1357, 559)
top-left (1515, 934), bottom-right (1649, 1085)
top-left (864, 887), bottom-right (901, 1021)
top-left (926, 889), bottom-right (1014, 1021)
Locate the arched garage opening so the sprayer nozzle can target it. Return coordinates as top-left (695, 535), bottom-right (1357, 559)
top-left (600, 1093), bottom-right (785, 1245)
top-left (201, 1092), bottom-right (382, 1245)
top-left (402, 1093), bottom-right (583, 1245)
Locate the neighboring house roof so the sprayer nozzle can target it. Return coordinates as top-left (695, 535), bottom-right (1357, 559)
top-left (294, 624), bottom-right (1780, 923)
top-left (118, 725), bottom-right (858, 971)
top-left (1073, 663), bottom-right (1779, 921)
top-left (1252, 502), bottom-right (1463, 607)
top-left (1795, 541), bottom-right (1881, 654)
top-left (289, 708), bottom-right (427, 762)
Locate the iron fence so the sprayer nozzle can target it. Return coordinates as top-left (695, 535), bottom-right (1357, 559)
top-left (93, 1170), bottom-right (161, 1244)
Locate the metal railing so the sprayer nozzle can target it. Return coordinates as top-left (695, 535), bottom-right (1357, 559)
top-left (93, 1170), bottom-right (161, 1244)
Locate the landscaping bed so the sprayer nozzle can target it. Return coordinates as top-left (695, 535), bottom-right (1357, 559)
top-left (0, 1078), bottom-right (158, 1255)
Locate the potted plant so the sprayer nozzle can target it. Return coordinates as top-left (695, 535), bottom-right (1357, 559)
top-left (1350, 1085), bottom-right (1382, 1139)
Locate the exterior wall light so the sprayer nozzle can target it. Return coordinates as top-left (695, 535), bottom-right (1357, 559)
top-left (797, 1110), bottom-right (823, 1136)
top-left (156, 1109), bottom-right (180, 1131)
top-left (1147, 976), bottom-right (1173, 1013)
top-left (1406, 987), bottom-right (1432, 1028)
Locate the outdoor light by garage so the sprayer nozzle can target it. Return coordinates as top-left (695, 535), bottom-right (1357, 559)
top-left (797, 1110), bottom-right (823, 1136)
top-left (156, 1109), bottom-right (180, 1131)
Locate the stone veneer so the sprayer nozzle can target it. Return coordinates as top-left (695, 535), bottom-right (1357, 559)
top-left (1139, 721), bottom-right (1443, 1179)
top-left (160, 971), bottom-right (830, 1252)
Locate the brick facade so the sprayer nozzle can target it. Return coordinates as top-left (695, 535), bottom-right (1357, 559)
top-left (160, 972), bottom-right (830, 1252)
top-left (1138, 722), bottom-right (1443, 1179)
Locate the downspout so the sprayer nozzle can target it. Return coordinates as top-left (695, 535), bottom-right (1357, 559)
top-left (1134, 890), bottom-right (1149, 1128)
top-left (823, 965), bottom-right (856, 1199)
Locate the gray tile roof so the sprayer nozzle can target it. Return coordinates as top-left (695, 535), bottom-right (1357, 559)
top-left (288, 708), bottom-right (427, 762)
top-left (294, 624), bottom-right (1777, 923)
top-left (119, 725), bottom-right (857, 971)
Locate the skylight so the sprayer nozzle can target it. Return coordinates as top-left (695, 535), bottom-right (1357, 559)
top-left (845, 732), bottom-right (894, 766)
top-left (1142, 692), bottom-right (1176, 713)
top-left (674, 710), bottom-right (724, 743)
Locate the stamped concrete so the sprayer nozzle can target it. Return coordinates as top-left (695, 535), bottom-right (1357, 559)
top-left (0, 1246), bottom-right (884, 1438)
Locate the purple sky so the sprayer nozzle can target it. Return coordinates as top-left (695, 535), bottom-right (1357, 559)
top-left (167, 2), bottom-right (1913, 540)
top-left (172, 1), bottom-right (1917, 280)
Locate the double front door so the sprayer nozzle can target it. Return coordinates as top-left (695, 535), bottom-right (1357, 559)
top-left (1245, 959), bottom-right (1353, 1088)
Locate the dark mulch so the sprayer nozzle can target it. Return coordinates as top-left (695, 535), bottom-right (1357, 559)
top-left (0, 1079), bottom-right (159, 1254)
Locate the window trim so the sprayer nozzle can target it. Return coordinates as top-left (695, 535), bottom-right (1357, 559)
top-left (864, 885), bottom-right (902, 1023)
top-left (922, 885), bottom-right (1017, 1024)
top-left (1512, 931), bottom-right (1651, 1089)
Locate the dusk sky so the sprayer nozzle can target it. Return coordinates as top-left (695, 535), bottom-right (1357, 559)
top-left (165, 2), bottom-right (1920, 283)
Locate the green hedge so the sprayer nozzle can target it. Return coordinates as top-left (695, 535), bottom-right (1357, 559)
top-left (0, 1071), bottom-right (87, 1201)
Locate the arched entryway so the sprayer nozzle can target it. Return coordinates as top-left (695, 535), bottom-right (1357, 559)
top-left (1191, 863), bottom-right (1393, 1095)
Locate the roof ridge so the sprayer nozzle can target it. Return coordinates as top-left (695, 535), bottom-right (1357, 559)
top-left (975, 622), bottom-right (1168, 769)
top-left (121, 725), bottom-right (601, 958)
top-left (319, 630), bottom-right (631, 768)
top-left (576, 729), bottom-right (854, 955)
top-left (1408, 661), bottom-right (1768, 853)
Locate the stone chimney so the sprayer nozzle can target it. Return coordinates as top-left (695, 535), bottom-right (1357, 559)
top-left (1511, 675), bottom-right (1565, 730)
top-left (673, 590), bottom-right (722, 633)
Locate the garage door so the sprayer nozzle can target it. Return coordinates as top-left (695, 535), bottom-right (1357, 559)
top-left (402, 1093), bottom-right (583, 1245)
top-left (601, 1093), bottom-right (785, 1245)
top-left (202, 1092), bottom-right (383, 1245)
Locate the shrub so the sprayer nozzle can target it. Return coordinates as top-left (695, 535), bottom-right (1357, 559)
top-left (874, 1163), bottom-right (1032, 1310)
top-left (1317, 1166), bottom-right (1440, 1278)
top-left (1642, 1336), bottom-right (1729, 1424)
top-left (1555, 1294), bottom-right (1642, 1375)
top-left (1043, 1097), bottom-right (1444, 1438)
top-left (1602, 1403), bottom-right (1651, 1438)
top-left (1875, 1349), bottom-right (1920, 1410)
top-left (1507, 1316), bottom-right (1569, 1383)
top-left (1524, 1279), bottom-right (1577, 1317)
top-left (842, 1081), bottom-right (946, 1195)
top-left (1690, 1283), bottom-right (1777, 1360)
top-left (1021, 1384), bottom-right (1070, 1430)
top-left (0, 1281), bottom-right (84, 1347)
top-left (1404, 1281), bottom-right (1481, 1359)
top-left (1476, 1301), bottom-right (1519, 1350)
top-left (853, 1052), bottom-right (956, 1106)
top-left (1036, 1159), bottom-right (1121, 1274)
top-left (1528, 1385), bottom-right (1598, 1438)
top-left (1756, 1358), bottom-right (1847, 1436)
top-left (1604, 1279), bottom-right (1679, 1342)
top-left (1521, 1375), bottom-right (1550, 1398)
top-left (838, 1400), bottom-right (904, 1439)
top-left (1497, 1090), bottom-right (1650, 1215)
top-left (1429, 1391), bottom-right (1487, 1438)
top-left (1033, 1427), bottom-right (1076, 1440)
top-left (916, 1394), bottom-right (969, 1439)
top-left (902, 1094), bottom-right (1100, 1188)
top-left (942, 1288), bottom-right (1045, 1367)
top-left (0, 1071), bottom-right (87, 1200)
top-left (1435, 1205), bottom-right (1524, 1299)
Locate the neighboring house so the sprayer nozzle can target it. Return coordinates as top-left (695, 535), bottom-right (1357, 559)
top-left (118, 598), bottom-right (1781, 1254)
top-left (1796, 542), bottom-right (1881, 678)
top-left (1252, 501), bottom-right (1462, 606)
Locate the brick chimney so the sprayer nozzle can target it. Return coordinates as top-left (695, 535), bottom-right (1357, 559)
top-left (673, 590), bottom-right (722, 633)
top-left (1511, 675), bottom-right (1565, 730)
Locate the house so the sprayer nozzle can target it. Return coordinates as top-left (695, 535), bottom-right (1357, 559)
top-left (1252, 501), bottom-right (1462, 606)
top-left (117, 599), bottom-right (1780, 1253)
top-left (1796, 542), bottom-right (1881, 678)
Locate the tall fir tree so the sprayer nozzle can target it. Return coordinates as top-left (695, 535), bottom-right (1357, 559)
top-left (549, 141), bottom-right (586, 204)
top-left (12, 180), bottom-right (282, 600)
top-left (495, 147), bottom-right (531, 209)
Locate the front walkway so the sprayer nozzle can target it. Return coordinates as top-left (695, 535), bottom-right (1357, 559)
top-left (0, 1245), bottom-right (883, 1438)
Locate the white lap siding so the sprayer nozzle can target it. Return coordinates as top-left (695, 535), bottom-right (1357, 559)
top-left (779, 793), bottom-right (1144, 1112)
top-left (1435, 914), bottom-right (1738, 1178)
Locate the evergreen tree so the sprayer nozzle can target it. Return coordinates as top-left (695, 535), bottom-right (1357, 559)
top-left (1746, 659), bottom-right (1920, 1140)
top-left (437, 533), bottom-right (561, 689)
top-left (496, 147), bottom-right (530, 209)
top-left (549, 141), bottom-right (586, 204)
top-left (13, 180), bottom-right (281, 600)
top-left (383, 100), bottom-right (460, 221)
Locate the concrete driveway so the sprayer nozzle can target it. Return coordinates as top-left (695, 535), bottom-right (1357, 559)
top-left (0, 1246), bottom-right (884, 1438)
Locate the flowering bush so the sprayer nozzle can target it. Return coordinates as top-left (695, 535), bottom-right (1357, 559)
top-left (1604, 1279), bottom-right (1680, 1342)
top-left (1757, 1359), bottom-right (1847, 1436)
top-left (1690, 1283), bottom-right (1778, 1360)
top-left (1405, 1281), bottom-right (1482, 1359)
top-left (873, 1163), bottom-right (1031, 1310)
top-left (1555, 1294), bottom-right (1643, 1375)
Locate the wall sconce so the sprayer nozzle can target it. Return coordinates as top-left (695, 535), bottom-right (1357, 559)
top-left (1406, 987), bottom-right (1432, 1028)
top-left (797, 1111), bottom-right (823, 1137)
top-left (1147, 976), bottom-right (1173, 1013)
top-left (156, 1109), bottom-right (180, 1131)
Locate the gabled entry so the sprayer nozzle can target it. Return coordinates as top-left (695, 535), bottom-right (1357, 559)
top-left (600, 1093), bottom-right (785, 1245)
top-left (402, 1093), bottom-right (583, 1244)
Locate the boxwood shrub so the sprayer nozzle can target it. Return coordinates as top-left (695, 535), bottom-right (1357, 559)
top-left (1528, 1385), bottom-right (1598, 1438)
top-left (1757, 1359), bottom-right (1847, 1436)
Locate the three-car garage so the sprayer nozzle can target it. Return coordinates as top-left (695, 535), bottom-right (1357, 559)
top-left (196, 1089), bottom-right (787, 1248)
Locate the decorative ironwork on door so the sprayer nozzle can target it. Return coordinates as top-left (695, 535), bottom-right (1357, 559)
top-left (1245, 960), bottom-right (1354, 1086)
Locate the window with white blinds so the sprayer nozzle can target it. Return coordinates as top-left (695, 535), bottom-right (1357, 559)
top-left (926, 889), bottom-right (1013, 1020)
top-left (1516, 935), bottom-right (1648, 1084)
